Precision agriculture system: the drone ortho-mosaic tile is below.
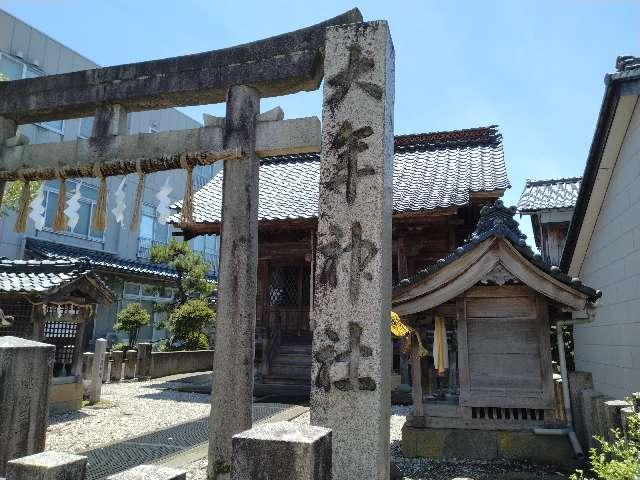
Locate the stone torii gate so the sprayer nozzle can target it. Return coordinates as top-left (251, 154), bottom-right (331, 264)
top-left (0, 8), bottom-right (395, 480)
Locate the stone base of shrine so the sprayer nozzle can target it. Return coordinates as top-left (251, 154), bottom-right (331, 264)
top-left (49, 376), bottom-right (84, 414)
top-left (401, 424), bottom-right (577, 468)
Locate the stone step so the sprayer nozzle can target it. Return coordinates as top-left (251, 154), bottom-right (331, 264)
top-left (279, 344), bottom-right (312, 354)
top-left (262, 374), bottom-right (310, 386)
top-left (272, 353), bottom-right (311, 365)
top-left (268, 364), bottom-right (311, 378)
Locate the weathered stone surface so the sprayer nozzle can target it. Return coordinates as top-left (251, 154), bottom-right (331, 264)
top-left (89, 338), bottom-right (107, 404)
top-left (106, 465), bottom-right (186, 479)
top-left (110, 350), bottom-right (124, 382)
top-left (603, 399), bottom-right (631, 441)
top-left (136, 343), bottom-right (152, 379)
top-left (231, 421), bottom-right (332, 480)
top-left (124, 350), bottom-right (137, 379)
top-left (0, 9), bottom-right (362, 124)
top-left (580, 388), bottom-right (597, 448)
top-left (400, 423), bottom-right (418, 458)
top-left (496, 431), bottom-right (575, 467)
top-left (568, 371), bottom-right (593, 450)
top-left (405, 426), bottom-right (575, 468)
top-left (6, 451), bottom-right (87, 480)
top-left (416, 428), bottom-right (498, 459)
top-left (82, 352), bottom-right (94, 380)
top-left (0, 117), bottom-right (320, 182)
top-left (0, 336), bottom-right (55, 476)
top-left (311, 20), bottom-right (394, 480)
top-left (208, 85), bottom-right (260, 480)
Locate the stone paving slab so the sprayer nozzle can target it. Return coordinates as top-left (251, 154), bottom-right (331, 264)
top-left (156, 406), bottom-right (309, 471)
top-left (82, 403), bottom-right (295, 480)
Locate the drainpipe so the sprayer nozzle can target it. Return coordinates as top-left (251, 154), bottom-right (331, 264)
top-left (534, 305), bottom-right (597, 458)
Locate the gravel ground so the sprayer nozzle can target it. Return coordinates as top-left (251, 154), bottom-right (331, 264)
top-left (47, 379), bottom-right (568, 479)
top-left (184, 405), bottom-right (565, 480)
top-left (46, 373), bottom-right (210, 453)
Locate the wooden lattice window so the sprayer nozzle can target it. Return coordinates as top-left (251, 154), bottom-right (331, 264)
top-left (268, 266), bottom-right (310, 307)
top-left (0, 300), bottom-right (33, 338)
top-left (44, 304), bottom-right (82, 376)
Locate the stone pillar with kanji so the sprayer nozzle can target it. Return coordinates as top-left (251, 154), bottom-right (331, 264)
top-left (310, 21), bottom-right (395, 480)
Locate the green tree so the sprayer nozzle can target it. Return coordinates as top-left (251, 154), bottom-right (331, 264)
top-left (114, 303), bottom-right (151, 348)
top-left (150, 239), bottom-right (216, 350)
top-left (168, 299), bottom-right (215, 350)
top-left (0, 72), bottom-right (42, 217)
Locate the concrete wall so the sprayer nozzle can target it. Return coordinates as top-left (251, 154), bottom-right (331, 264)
top-left (575, 100), bottom-right (640, 399)
top-left (150, 350), bottom-right (214, 378)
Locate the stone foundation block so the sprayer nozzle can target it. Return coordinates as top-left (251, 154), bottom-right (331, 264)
top-left (496, 431), bottom-right (575, 467)
top-left (6, 451), bottom-right (87, 480)
top-left (106, 465), bottom-right (186, 479)
top-left (404, 426), bottom-right (576, 468)
top-left (231, 421), bottom-right (332, 480)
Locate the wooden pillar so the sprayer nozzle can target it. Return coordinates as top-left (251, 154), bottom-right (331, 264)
top-left (396, 237), bottom-right (410, 384)
top-left (410, 336), bottom-right (424, 418)
top-left (31, 304), bottom-right (45, 341)
top-left (208, 85), bottom-right (260, 480)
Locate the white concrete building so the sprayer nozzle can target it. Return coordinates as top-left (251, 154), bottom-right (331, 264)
top-left (562, 56), bottom-right (640, 399)
top-left (0, 9), bottom-right (220, 347)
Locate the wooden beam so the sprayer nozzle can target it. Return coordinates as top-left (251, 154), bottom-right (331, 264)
top-left (0, 9), bottom-right (362, 124)
top-left (0, 116), bottom-right (320, 181)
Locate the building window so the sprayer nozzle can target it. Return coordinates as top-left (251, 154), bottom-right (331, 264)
top-left (78, 117), bottom-right (94, 139)
top-left (0, 52), bottom-right (64, 137)
top-left (137, 204), bottom-right (169, 258)
top-left (121, 282), bottom-right (174, 342)
top-left (190, 235), bottom-right (219, 275)
top-left (42, 180), bottom-right (103, 241)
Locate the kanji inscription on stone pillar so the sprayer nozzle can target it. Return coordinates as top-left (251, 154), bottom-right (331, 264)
top-left (311, 21), bottom-right (394, 480)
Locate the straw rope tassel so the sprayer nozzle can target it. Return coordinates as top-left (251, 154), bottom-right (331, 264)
top-left (14, 173), bottom-right (31, 233)
top-left (52, 171), bottom-right (68, 231)
top-left (92, 163), bottom-right (108, 232)
top-left (129, 160), bottom-right (145, 231)
top-left (180, 156), bottom-right (194, 225)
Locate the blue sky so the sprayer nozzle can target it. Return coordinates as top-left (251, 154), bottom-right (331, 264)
top-left (3, 0), bottom-right (639, 246)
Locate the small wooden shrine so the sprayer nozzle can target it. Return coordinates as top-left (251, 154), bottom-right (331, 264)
top-left (393, 201), bottom-right (601, 465)
top-left (0, 258), bottom-right (114, 411)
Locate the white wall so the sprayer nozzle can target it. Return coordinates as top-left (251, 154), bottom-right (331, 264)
top-left (575, 99), bottom-right (640, 399)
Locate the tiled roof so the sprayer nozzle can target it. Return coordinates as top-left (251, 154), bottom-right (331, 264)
top-left (25, 238), bottom-right (177, 281)
top-left (393, 200), bottom-right (601, 303)
top-left (0, 258), bottom-right (113, 301)
top-left (170, 125), bottom-right (510, 225)
top-left (517, 177), bottom-right (581, 213)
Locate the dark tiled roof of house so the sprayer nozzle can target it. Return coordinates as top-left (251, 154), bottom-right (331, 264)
top-left (170, 125), bottom-right (510, 225)
top-left (0, 258), bottom-right (112, 301)
top-left (25, 238), bottom-right (177, 282)
top-left (517, 177), bottom-right (582, 213)
top-left (393, 200), bottom-right (601, 303)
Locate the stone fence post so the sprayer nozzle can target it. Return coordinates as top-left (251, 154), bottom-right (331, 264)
top-left (89, 338), bottom-right (107, 404)
top-left (6, 451), bottom-right (87, 480)
top-left (110, 350), bottom-right (124, 382)
top-left (124, 350), bottom-right (137, 379)
top-left (136, 343), bottom-right (152, 379)
top-left (232, 422), bottom-right (332, 480)
top-left (0, 337), bottom-right (55, 476)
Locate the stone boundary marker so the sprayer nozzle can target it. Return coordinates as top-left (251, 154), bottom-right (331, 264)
top-left (5, 451), bottom-right (87, 480)
top-left (0, 336), bottom-right (55, 476)
top-left (89, 338), bottom-right (107, 404)
top-left (311, 19), bottom-right (395, 480)
top-left (106, 465), bottom-right (186, 479)
top-left (231, 421), bottom-right (332, 480)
